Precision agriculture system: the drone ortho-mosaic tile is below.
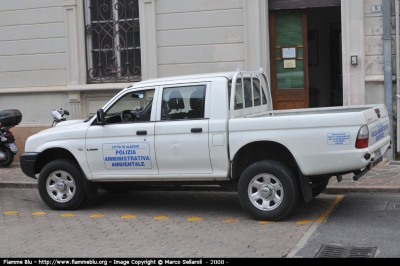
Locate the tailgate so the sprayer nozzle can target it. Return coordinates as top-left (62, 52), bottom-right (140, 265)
top-left (364, 104), bottom-right (390, 151)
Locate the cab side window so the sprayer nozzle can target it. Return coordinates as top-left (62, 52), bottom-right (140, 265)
top-left (161, 85), bottom-right (206, 120)
top-left (105, 89), bottom-right (154, 123)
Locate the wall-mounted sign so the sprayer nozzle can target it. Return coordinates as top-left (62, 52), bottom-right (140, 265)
top-left (284, 60), bottom-right (296, 69)
top-left (370, 5), bottom-right (382, 13)
top-left (282, 47), bottom-right (297, 59)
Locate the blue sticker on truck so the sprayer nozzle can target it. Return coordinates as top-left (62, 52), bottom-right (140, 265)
top-left (327, 132), bottom-right (351, 145)
top-left (370, 121), bottom-right (389, 144)
top-left (102, 142), bottom-right (152, 170)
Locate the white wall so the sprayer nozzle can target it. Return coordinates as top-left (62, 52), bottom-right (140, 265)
top-left (341, 0), bottom-right (366, 106)
top-left (364, 0), bottom-right (386, 105)
top-left (154, 0), bottom-right (245, 77)
top-left (0, 0), bottom-right (67, 89)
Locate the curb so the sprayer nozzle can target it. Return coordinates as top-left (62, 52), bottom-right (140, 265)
top-left (2, 183), bottom-right (400, 193)
top-left (325, 187), bottom-right (400, 194)
top-left (1, 160), bottom-right (399, 192)
top-left (0, 183), bottom-right (37, 189)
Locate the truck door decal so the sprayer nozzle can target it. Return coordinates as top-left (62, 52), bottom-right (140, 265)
top-left (370, 121), bottom-right (389, 145)
top-left (327, 133), bottom-right (351, 145)
top-left (102, 142), bottom-right (152, 169)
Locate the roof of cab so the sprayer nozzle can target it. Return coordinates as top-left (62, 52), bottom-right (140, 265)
top-left (126, 71), bottom-right (237, 89)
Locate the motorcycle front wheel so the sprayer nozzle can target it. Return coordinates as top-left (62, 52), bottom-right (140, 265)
top-left (0, 147), bottom-right (14, 167)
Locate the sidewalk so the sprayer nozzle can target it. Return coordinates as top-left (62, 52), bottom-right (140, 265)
top-left (1, 160), bottom-right (400, 193)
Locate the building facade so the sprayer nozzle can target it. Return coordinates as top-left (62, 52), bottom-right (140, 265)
top-left (0, 0), bottom-right (398, 161)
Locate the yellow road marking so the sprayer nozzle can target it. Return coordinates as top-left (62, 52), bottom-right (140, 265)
top-left (60, 213), bottom-right (75, 217)
top-left (222, 218), bottom-right (239, 223)
top-left (187, 216), bottom-right (203, 221)
top-left (32, 212), bottom-right (46, 216)
top-left (295, 219), bottom-right (313, 225)
top-left (4, 211), bottom-right (18, 215)
top-left (121, 214), bottom-right (137, 219)
top-left (258, 221), bottom-right (275, 224)
top-left (154, 215), bottom-right (169, 220)
top-left (90, 213), bottom-right (105, 218)
top-left (316, 195), bottom-right (344, 223)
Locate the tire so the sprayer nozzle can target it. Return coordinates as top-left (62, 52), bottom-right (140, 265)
top-left (311, 180), bottom-right (329, 197)
top-left (0, 147), bottom-right (14, 167)
top-left (98, 182), bottom-right (131, 194)
top-left (237, 160), bottom-right (300, 221)
top-left (38, 159), bottom-right (86, 210)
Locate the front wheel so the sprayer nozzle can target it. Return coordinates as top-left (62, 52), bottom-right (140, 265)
top-left (237, 160), bottom-right (300, 221)
top-left (0, 147), bottom-right (14, 167)
top-left (38, 159), bottom-right (86, 210)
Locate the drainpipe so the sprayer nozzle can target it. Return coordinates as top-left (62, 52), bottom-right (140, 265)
top-left (396, 0), bottom-right (400, 156)
top-left (383, 0), bottom-right (394, 161)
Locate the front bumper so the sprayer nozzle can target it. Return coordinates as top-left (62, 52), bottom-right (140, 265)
top-left (19, 152), bottom-right (39, 179)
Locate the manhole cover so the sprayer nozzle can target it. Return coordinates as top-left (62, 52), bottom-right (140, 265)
top-left (315, 245), bottom-right (377, 258)
top-left (386, 201), bottom-right (400, 210)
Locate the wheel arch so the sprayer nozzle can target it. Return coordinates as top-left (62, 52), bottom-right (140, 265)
top-left (34, 148), bottom-right (80, 175)
top-left (34, 148), bottom-right (97, 197)
top-left (231, 141), bottom-right (299, 181)
top-left (232, 141), bottom-right (318, 203)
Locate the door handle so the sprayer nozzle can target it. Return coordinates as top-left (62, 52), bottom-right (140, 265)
top-left (136, 130), bottom-right (147, 135)
top-left (191, 128), bottom-right (202, 133)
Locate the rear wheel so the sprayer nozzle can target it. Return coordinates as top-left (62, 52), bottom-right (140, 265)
top-left (0, 147), bottom-right (14, 167)
top-left (238, 160), bottom-right (300, 221)
top-left (38, 159), bottom-right (86, 210)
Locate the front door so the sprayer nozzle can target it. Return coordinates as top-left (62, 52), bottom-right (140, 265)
top-left (85, 88), bottom-right (159, 178)
top-left (269, 10), bottom-right (309, 110)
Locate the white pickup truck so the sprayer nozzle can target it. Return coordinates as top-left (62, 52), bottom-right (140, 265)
top-left (20, 70), bottom-right (391, 221)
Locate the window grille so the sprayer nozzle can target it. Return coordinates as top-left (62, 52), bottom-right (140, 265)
top-left (84, 0), bottom-right (141, 83)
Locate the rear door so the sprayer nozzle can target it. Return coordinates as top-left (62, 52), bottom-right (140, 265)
top-left (154, 82), bottom-right (212, 175)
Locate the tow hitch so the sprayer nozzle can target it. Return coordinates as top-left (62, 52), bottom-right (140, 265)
top-left (352, 156), bottom-right (383, 181)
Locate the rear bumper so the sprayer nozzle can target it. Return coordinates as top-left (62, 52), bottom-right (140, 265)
top-left (19, 152), bottom-right (39, 179)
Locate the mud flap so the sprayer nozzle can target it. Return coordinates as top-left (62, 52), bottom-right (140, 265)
top-left (299, 174), bottom-right (313, 203)
top-left (84, 178), bottom-right (98, 198)
top-left (75, 163), bottom-right (98, 198)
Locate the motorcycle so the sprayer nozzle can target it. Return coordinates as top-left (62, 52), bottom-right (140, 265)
top-left (51, 108), bottom-right (69, 127)
top-left (0, 109), bottom-right (22, 167)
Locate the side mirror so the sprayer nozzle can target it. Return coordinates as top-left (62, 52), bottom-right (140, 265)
top-left (96, 109), bottom-right (105, 125)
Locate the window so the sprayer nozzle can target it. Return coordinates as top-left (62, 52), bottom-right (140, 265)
top-left (228, 78), bottom-right (267, 110)
top-left (104, 89), bottom-right (154, 123)
top-left (161, 85), bottom-right (206, 120)
top-left (84, 0), bottom-right (141, 83)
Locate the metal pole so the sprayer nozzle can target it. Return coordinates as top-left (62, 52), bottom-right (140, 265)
top-left (396, 0), bottom-right (400, 154)
top-left (383, 0), bottom-right (394, 161)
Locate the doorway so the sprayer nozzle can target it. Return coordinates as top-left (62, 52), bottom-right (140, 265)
top-left (269, 4), bottom-right (342, 109)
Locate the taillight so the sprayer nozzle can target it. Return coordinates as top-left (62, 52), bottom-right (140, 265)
top-left (355, 126), bottom-right (369, 149)
top-left (5, 131), bottom-right (12, 137)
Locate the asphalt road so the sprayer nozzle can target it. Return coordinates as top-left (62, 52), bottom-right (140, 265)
top-left (294, 193), bottom-right (400, 258)
top-left (2, 188), bottom-right (399, 259)
top-left (0, 188), bottom-right (339, 258)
